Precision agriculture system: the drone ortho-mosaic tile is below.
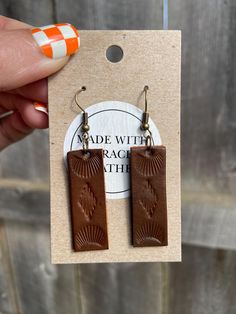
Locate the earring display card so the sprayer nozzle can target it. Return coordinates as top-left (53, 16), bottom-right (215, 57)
top-left (49, 30), bottom-right (181, 263)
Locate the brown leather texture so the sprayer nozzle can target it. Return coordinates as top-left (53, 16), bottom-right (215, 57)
top-left (67, 149), bottom-right (108, 251)
top-left (130, 145), bottom-right (168, 247)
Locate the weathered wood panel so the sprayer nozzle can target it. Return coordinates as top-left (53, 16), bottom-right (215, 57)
top-left (1, 187), bottom-right (236, 250)
top-left (0, 1), bottom-right (236, 314)
top-left (0, 0), bottom-right (56, 25)
top-left (54, 0), bottom-right (163, 30)
top-left (0, 220), bottom-right (19, 314)
top-left (182, 191), bottom-right (236, 250)
top-left (0, 130), bottom-right (49, 182)
top-left (0, 184), bottom-right (49, 223)
top-left (0, 0), bottom-right (235, 249)
top-left (79, 263), bottom-right (164, 314)
top-left (170, 0), bottom-right (236, 194)
top-left (169, 245), bottom-right (236, 314)
top-left (5, 221), bottom-right (80, 314)
top-left (78, 246), bottom-right (236, 314)
top-left (0, 0), bottom-right (235, 196)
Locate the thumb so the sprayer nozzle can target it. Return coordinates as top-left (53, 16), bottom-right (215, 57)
top-left (0, 23), bottom-right (80, 91)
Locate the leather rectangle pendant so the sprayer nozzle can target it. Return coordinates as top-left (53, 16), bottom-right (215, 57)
top-left (130, 145), bottom-right (168, 247)
top-left (67, 149), bottom-right (108, 251)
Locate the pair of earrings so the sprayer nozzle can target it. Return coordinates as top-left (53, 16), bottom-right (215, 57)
top-left (67, 86), bottom-right (167, 252)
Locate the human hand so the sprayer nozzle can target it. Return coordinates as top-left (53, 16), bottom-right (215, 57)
top-left (0, 16), bottom-right (80, 150)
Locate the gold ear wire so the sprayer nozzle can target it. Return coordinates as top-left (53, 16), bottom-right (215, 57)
top-left (144, 85), bottom-right (148, 112)
top-left (141, 85), bottom-right (150, 131)
top-left (74, 86), bottom-right (90, 151)
top-left (141, 85), bottom-right (153, 149)
top-left (75, 86), bottom-right (86, 112)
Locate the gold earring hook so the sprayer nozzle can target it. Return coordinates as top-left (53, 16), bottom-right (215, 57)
top-left (144, 85), bottom-right (149, 113)
top-left (141, 85), bottom-right (153, 149)
top-left (74, 86), bottom-right (90, 151)
top-left (141, 85), bottom-right (150, 131)
top-left (75, 86), bottom-right (86, 112)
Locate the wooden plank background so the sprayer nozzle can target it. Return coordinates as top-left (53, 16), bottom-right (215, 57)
top-left (0, 0), bottom-right (235, 313)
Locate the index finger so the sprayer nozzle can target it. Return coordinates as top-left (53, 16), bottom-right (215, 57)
top-left (10, 79), bottom-right (48, 103)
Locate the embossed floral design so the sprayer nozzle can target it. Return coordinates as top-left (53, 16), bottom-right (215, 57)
top-left (135, 149), bottom-right (164, 177)
top-left (135, 221), bottom-right (163, 245)
top-left (75, 225), bottom-right (106, 250)
top-left (70, 152), bottom-right (101, 178)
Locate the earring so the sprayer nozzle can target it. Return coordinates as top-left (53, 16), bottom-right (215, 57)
top-left (130, 86), bottom-right (168, 247)
top-left (67, 87), bottom-right (109, 252)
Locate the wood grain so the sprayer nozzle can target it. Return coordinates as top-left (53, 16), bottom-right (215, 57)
top-left (169, 245), bottom-right (236, 314)
top-left (170, 0), bottom-right (236, 195)
top-left (0, 220), bottom-right (19, 314)
top-left (0, 0), bottom-right (234, 250)
top-left (0, 0), bottom-right (235, 313)
top-left (79, 262), bottom-right (163, 314)
top-left (5, 221), bottom-right (80, 314)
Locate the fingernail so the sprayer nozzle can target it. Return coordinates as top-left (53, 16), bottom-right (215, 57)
top-left (32, 23), bottom-right (80, 59)
top-left (34, 102), bottom-right (48, 115)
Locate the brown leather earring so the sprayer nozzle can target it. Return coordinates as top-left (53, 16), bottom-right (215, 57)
top-left (67, 87), bottom-right (109, 252)
top-left (130, 86), bottom-right (168, 247)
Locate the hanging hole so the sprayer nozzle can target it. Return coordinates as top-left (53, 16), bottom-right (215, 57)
top-left (106, 45), bottom-right (123, 63)
top-left (82, 151), bottom-right (91, 159)
top-left (81, 86), bottom-right (86, 91)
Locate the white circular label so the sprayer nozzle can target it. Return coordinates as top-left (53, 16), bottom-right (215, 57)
top-left (64, 101), bottom-right (161, 199)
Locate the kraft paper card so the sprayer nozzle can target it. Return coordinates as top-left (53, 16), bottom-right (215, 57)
top-left (49, 30), bottom-right (181, 263)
